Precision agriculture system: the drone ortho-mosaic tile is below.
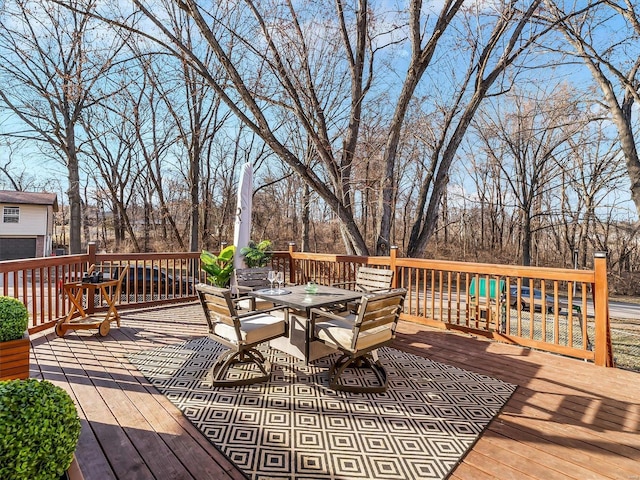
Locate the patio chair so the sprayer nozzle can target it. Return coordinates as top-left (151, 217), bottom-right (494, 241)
top-left (331, 266), bottom-right (394, 313)
top-left (196, 283), bottom-right (288, 386)
top-left (332, 266), bottom-right (394, 293)
top-left (309, 288), bottom-right (407, 393)
top-left (467, 277), bottom-right (506, 332)
top-left (233, 266), bottom-right (273, 310)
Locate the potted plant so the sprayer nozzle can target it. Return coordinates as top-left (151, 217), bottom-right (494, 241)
top-left (0, 296), bottom-right (29, 381)
top-left (0, 378), bottom-right (81, 480)
top-left (240, 240), bottom-right (273, 268)
top-left (200, 245), bottom-right (236, 287)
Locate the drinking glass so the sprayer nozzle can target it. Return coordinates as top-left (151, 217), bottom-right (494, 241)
top-left (276, 271), bottom-right (284, 292)
top-left (267, 270), bottom-right (276, 292)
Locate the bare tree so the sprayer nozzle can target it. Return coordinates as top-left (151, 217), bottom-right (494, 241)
top-left (80, 85), bottom-right (145, 251)
top-left (460, 145), bottom-right (509, 254)
top-left (133, 7), bottom-right (232, 252)
top-left (48, 0), bottom-right (588, 257)
top-left (559, 117), bottom-right (630, 267)
top-left (544, 0), bottom-right (640, 219)
top-left (56, 0), bottom-right (458, 255)
top-left (0, 0), bottom-right (128, 253)
top-left (0, 150), bottom-right (41, 191)
top-left (164, 0), bottom-right (375, 254)
top-left (473, 84), bottom-right (585, 265)
top-left (402, 0), bottom-right (560, 257)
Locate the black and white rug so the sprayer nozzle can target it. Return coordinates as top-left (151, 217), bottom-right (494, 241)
top-left (129, 337), bottom-right (516, 480)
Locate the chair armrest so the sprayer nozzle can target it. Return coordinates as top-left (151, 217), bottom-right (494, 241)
top-left (232, 295), bottom-right (256, 311)
top-left (358, 287), bottom-right (390, 294)
top-left (309, 307), bottom-right (352, 322)
top-left (309, 308), bottom-right (354, 343)
top-left (235, 285), bottom-right (254, 295)
top-left (309, 308), bottom-right (346, 342)
top-left (195, 283), bottom-right (226, 295)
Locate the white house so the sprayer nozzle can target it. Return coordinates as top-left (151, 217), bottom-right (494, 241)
top-left (0, 190), bottom-right (58, 260)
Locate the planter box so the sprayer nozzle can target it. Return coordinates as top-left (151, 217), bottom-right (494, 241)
top-left (62, 454), bottom-right (84, 480)
top-left (0, 332), bottom-right (30, 380)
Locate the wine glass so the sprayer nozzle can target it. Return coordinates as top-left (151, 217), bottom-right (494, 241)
top-left (276, 271), bottom-right (284, 292)
top-left (267, 270), bottom-right (276, 292)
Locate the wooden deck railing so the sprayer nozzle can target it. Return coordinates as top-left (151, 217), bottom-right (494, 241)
top-left (274, 245), bottom-right (613, 367)
top-left (2, 242), bottom-right (612, 366)
top-left (1, 243), bottom-right (203, 333)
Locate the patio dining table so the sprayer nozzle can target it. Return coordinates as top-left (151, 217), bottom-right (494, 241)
top-left (247, 284), bottom-right (363, 363)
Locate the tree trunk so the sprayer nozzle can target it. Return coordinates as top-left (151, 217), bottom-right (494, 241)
top-left (81, 198), bottom-right (91, 248)
top-left (522, 213), bottom-right (532, 266)
top-left (144, 200), bottom-right (151, 253)
top-left (190, 144), bottom-right (200, 252)
top-left (67, 146), bottom-right (82, 254)
top-left (301, 183), bottom-right (310, 252)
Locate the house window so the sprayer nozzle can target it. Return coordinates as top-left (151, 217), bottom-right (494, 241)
top-left (3, 206), bottom-right (19, 223)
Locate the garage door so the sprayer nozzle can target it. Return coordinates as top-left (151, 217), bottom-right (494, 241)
top-left (0, 238), bottom-right (36, 260)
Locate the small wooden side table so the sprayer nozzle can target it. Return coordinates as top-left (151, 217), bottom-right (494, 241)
top-left (55, 266), bottom-right (126, 337)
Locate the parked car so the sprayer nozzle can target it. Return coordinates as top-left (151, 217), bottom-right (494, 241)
top-left (110, 265), bottom-right (194, 295)
top-left (509, 285), bottom-right (558, 313)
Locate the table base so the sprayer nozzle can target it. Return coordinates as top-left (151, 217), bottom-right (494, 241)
top-left (269, 310), bottom-right (337, 362)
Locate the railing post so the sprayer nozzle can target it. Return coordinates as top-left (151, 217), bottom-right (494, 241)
top-left (86, 242), bottom-right (97, 314)
top-left (87, 242), bottom-right (96, 266)
top-left (390, 246), bottom-right (398, 289)
top-left (593, 252), bottom-right (613, 367)
top-left (288, 242), bottom-right (296, 285)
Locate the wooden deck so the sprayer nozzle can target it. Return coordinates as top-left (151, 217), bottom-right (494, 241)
top-left (28, 303), bottom-right (639, 480)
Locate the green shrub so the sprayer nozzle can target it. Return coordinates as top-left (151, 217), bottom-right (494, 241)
top-left (0, 379), bottom-right (81, 480)
top-left (0, 296), bottom-right (28, 342)
top-left (240, 240), bottom-right (273, 268)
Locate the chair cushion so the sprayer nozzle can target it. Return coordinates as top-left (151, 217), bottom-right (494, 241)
top-left (315, 315), bottom-right (392, 352)
top-left (212, 311), bottom-right (285, 345)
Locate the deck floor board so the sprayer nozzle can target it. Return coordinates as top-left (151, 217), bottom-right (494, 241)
top-left (26, 302), bottom-right (639, 480)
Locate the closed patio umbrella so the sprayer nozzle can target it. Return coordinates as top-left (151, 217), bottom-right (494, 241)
top-left (233, 162), bottom-right (253, 270)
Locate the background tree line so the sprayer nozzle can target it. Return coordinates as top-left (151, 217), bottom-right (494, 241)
top-left (0, 0), bottom-right (638, 292)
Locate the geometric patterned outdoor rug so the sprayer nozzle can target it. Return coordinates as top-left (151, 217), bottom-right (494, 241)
top-left (128, 337), bottom-right (516, 480)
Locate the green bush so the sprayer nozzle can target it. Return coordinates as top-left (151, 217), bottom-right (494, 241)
top-left (0, 296), bottom-right (28, 342)
top-left (240, 240), bottom-right (273, 267)
top-left (0, 379), bottom-right (81, 480)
